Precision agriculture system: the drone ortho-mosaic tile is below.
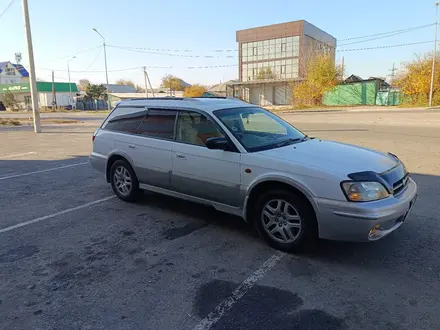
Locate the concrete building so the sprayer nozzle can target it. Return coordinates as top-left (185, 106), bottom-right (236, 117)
top-left (0, 61), bottom-right (30, 85)
top-left (233, 20), bottom-right (336, 106)
top-left (0, 82), bottom-right (78, 110)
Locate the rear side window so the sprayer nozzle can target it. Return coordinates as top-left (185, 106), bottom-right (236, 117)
top-left (102, 107), bottom-right (145, 133)
top-left (137, 109), bottom-right (177, 140)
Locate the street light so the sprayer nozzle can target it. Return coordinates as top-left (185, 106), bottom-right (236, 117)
top-left (429, 1), bottom-right (440, 107)
top-left (21, 0), bottom-right (40, 133)
top-left (93, 28), bottom-right (111, 111)
top-left (67, 56), bottom-right (76, 107)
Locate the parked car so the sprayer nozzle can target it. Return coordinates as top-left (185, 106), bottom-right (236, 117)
top-left (90, 97), bottom-right (418, 251)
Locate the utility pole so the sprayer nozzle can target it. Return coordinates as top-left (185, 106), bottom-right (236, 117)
top-left (67, 56), bottom-right (76, 107)
top-left (388, 63), bottom-right (397, 86)
top-left (341, 56), bottom-right (345, 80)
top-left (143, 66), bottom-right (155, 97)
top-left (429, 2), bottom-right (440, 107)
top-left (22, 0), bottom-right (40, 133)
top-left (93, 28), bottom-right (111, 111)
top-left (51, 70), bottom-right (57, 107)
top-left (143, 66), bottom-right (148, 97)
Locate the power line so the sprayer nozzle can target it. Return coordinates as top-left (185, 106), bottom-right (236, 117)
top-left (339, 23), bottom-right (435, 41)
top-left (336, 40), bottom-right (433, 52)
top-left (108, 45), bottom-right (237, 58)
top-left (80, 46), bottom-right (103, 72)
top-left (44, 45), bottom-right (103, 63)
top-left (188, 64), bottom-right (238, 69)
top-left (36, 66), bottom-right (165, 73)
top-left (338, 24), bottom-right (435, 46)
top-left (36, 41), bottom-right (433, 73)
top-left (0, 0), bottom-right (16, 20)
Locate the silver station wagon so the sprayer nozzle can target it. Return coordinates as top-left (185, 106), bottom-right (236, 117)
top-left (90, 97), bottom-right (418, 251)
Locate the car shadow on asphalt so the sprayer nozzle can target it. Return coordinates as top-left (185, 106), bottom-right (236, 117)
top-left (137, 191), bottom-right (255, 238)
top-left (138, 173), bottom-right (438, 272)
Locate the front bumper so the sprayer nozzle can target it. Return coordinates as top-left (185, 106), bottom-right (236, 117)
top-left (315, 177), bottom-right (418, 242)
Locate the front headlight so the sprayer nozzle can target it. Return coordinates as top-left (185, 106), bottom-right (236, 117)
top-left (341, 181), bottom-right (390, 202)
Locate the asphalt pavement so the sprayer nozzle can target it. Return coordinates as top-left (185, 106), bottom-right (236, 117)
top-left (0, 110), bottom-right (439, 330)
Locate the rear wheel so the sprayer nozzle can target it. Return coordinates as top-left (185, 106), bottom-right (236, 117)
top-left (253, 189), bottom-right (317, 252)
top-left (110, 160), bottom-right (141, 202)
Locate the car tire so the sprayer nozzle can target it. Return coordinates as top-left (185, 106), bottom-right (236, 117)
top-left (253, 189), bottom-right (318, 252)
top-left (110, 160), bottom-right (141, 202)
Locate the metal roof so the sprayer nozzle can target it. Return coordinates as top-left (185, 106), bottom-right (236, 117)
top-left (104, 84), bottom-right (137, 93)
top-left (118, 97), bottom-right (254, 113)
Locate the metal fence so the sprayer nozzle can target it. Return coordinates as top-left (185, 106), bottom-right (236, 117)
top-left (76, 100), bottom-right (108, 110)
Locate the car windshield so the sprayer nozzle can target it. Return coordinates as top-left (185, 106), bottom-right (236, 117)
top-left (214, 107), bottom-right (306, 152)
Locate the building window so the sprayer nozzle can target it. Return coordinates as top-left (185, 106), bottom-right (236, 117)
top-left (252, 46), bottom-right (258, 56)
top-left (252, 68), bottom-right (258, 78)
top-left (24, 96), bottom-right (32, 105)
top-left (281, 43), bottom-right (287, 52)
top-left (281, 65), bottom-right (286, 74)
top-left (5, 67), bottom-right (14, 75)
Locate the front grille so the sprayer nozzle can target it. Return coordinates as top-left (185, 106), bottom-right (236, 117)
top-left (393, 174), bottom-right (409, 195)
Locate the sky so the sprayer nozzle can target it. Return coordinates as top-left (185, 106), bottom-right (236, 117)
top-left (0, 0), bottom-right (438, 88)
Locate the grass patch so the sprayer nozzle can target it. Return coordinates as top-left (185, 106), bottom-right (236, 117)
top-left (0, 118), bottom-right (21, 126)
top-left (85, 110), bottom-right (110, 114)
top-left (52, 119), bottom-right (82, 124)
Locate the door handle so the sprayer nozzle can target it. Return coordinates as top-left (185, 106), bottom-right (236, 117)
top-left (128, 145), bottom-right (136, 149)
top-left (176, 154), bottom-right (186, 159)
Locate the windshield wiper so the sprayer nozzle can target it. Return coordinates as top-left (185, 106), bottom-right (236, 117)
top-left (275, 135), bottom-right (309, 148)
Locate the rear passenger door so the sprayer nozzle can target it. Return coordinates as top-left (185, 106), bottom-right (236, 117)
top-left (133, 109), bottom-right (177, 188)
top-left (171, 110), bottom-right (241, 207)
top-left (103, 106), bottom-right (176, 189)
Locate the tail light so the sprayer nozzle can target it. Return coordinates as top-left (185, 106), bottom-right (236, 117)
top-left (92, 129), bottom-right (99, 142)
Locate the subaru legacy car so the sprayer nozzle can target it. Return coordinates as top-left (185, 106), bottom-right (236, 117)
top-left (90, 97), bottom-right (417, 251)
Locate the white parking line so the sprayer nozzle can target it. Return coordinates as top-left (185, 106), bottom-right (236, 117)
top-left (1, 152), bottom-right (37, 159)
top-left (0, 162), bottom-right (89, 181)
top-left (0, 196), bottom-right (116, 234)
top-left (192, 251), bottom-right (285, 330)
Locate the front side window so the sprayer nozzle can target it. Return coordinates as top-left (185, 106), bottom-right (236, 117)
top-left (176, 111), bottom-right (224, 146)
top-left (214, 107), bottom-right (305, 152)
top-left (137, 109), bottom-right (177, 140)
top-left (102, 107), bottom-right (145, 133)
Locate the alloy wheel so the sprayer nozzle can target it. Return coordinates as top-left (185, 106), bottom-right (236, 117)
top-left (113, 166), bottom-right (132, 197)
top-left (261, 199), bottom-right (302, 243)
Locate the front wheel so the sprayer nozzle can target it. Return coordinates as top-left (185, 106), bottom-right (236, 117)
top-left (110, 160), bottom-right (141, 202)
top-left (254, 189), bottom-right (317, 252)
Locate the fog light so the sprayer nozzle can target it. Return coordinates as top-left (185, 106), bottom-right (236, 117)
top-left (369, 224), bottom-right (381, 238)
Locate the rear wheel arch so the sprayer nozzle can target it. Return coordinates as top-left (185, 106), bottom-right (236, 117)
top-left (106, 154), bottom-right (135, 183)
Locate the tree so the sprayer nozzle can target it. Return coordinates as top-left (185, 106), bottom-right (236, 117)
top-left (183, 84), bottom-right (207, 97)
top-left (394, 53), bottom-right (438, 106)
top-left (3, 90), bottom-right (18, 111)
top-left (257, 67), bottom-right (277, 80)
top-left (78, 79), bottom-right (91, 91)
top-left (135, 85), bottom-right (145, 93)
top-left (292, 54), bottom-right (342, 105)
top-left (161, 75), bottom-right (185, 91)
top-left (116, 79), bottom-right (135, 88)
top-left (85, 84), bottom-right (106, 100)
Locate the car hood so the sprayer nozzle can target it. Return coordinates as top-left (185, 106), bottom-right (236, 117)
top-left (258, 139), bottom-right (399, 176)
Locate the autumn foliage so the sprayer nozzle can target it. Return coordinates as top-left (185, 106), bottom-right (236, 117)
top-left (183, 84), bottom-right (207, 97)
top-left (394, 53), bottom-right (438, 106)
top-left (292, 55), bottom-right (342, 105)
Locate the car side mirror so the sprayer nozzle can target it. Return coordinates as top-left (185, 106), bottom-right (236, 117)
top-left (205, 137), bottom-right (229, 150)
